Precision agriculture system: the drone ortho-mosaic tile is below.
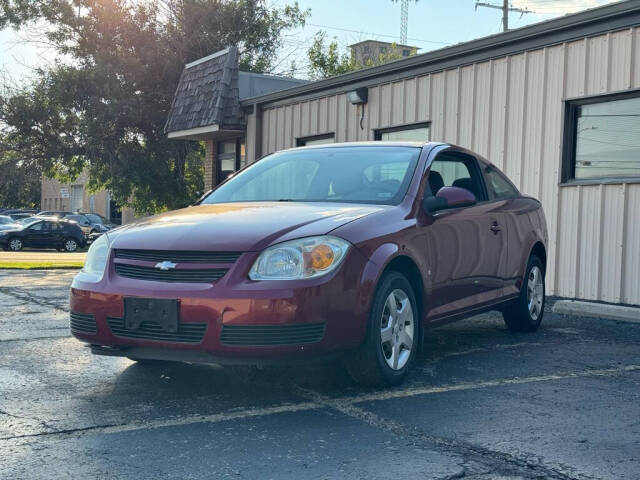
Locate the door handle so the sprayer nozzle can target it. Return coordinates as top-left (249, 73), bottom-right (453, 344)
top-left (490, 222), bottom-right (502, 233)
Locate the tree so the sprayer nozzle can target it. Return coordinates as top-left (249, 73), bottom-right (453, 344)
top-left (0, 0), bottom-right (308, 214)
top-left (0, 135), bottom-right (41, 209)
top-left (306, 31), bottom-right (417, 80)
top-left (306, 31), bottom-right (357, 80)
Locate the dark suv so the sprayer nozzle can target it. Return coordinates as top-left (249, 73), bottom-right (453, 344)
top-left (0, 218), bottom-right (86, 252)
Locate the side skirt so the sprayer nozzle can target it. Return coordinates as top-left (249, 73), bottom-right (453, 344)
top-left (424, 295), bottom-right (519, 329)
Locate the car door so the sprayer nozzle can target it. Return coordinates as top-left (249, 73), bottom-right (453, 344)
top-left (23, 221), bottom-right (47, 248)
top-left (482, 162), bottom-right (523, 298)
top-left (49, 222), bottom-right (65, 247)
top-left (420, 150), bottom-right (508, 320)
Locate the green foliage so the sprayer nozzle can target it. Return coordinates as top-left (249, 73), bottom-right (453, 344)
top-left (307, 31), bottom-right (357, 80)
top-left (0, 135), bottom-right (41, 209)
top-left (0, 0), bottom-right (308, 214)
top-left (306, 32), bottom-right (418, 80)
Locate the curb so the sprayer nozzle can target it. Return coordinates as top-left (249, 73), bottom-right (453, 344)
top-left (553, 300), bottom-right (640, 324)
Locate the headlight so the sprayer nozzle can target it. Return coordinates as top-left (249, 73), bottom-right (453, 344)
top-left (249, 235), bottom-right (350, 280)
top-left (82, 233), bottom-right (110, 279)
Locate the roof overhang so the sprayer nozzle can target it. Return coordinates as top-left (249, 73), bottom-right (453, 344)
top-left (167, 124), bottom-right (245, 141)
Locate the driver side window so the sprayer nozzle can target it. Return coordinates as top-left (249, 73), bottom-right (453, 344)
top-left (426, 152), bottom-right (486, 201)
top-left (29, 222), bottom-right (44, 231)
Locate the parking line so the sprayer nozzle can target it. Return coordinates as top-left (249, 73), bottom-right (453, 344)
top-left (2, 363), bottom-right (639, 444)
top-left (343, 364), bottom-right (640, 404)
top-left (1, 402), bottom-right (322, 443)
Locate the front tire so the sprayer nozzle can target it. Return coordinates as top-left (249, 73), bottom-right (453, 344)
top-left (503, 255), bottom-right (545, 332)
top-left (63, 238), bottom-right (78, 252)
top-left (8, 238), bottom-right (23, 251)
top-left (346, 272), bottom-right (419, 387)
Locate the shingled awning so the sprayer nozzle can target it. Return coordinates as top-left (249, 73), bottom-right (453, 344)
top-left (164, 47), bottom-right (244, 140)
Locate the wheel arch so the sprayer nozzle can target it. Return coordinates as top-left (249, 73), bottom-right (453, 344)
top-left (375, 254), bottom-right (426, 352)
top-left (530, 241), bottom-right (547, 273)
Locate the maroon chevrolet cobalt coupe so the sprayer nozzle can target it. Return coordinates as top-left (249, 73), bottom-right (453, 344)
top-left (71, 142), bottom-right (548, 386)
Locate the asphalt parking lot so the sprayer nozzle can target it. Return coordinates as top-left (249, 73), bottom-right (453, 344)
top-left (1, 270), bottom-right (639, 480)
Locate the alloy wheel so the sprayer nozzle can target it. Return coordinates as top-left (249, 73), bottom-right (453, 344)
top-left (380, 288), bottom-right (414, 370)
top-left (527, 265), bottom-right (544, 321)
top-left (9, 239), bottom-right (22, 251)
top-left (65, 240), bottom-right (78, 252)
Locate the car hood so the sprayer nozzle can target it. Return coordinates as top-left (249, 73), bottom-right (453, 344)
top-left (0, 225), bottom-right (22, 233)
top-left (109, 202), bottom-right (388, 252)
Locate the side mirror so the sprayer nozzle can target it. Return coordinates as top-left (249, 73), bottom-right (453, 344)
top-left (423, 186), bottom-right (477, 213)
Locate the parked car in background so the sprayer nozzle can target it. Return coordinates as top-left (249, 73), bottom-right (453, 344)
top-left (0, 215), bottom-right (20, 231)
top-left (8, 213), bottom-right (34, 221)
top-left (0, 217), bottom-right (86, 252)
top-left (64, 214), bottom-right (94, 235)
top-left (18, 216), bottom-right (43, 226)
top-left (35, 212), bottom-right (114, 236)
top-left (83, 213), bottom-right (115, 233)
top-left (71, 142), bottom-right (547, 386)
top-left (36, 211), bottom-right (74, 219)
top-left (1, 208), bottom-right (37, 215)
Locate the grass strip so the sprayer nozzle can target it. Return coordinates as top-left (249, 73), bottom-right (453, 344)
top-left (0, 262), bottom-right (83, 269)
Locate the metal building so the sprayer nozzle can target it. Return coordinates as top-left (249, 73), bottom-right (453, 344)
top-left (165, 0), bottom-right (640, 307)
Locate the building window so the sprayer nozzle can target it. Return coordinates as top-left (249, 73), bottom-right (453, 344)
top-left (296, 134), bottom-right (335, 147)
top-left (375, 123), bottom-right (430, 142)
top-left (402, 49), bottom-right (410, 57)
top-left (563, 91), bottom-right (640, 182)
top-left (217, 138), bottom-right (245, 184)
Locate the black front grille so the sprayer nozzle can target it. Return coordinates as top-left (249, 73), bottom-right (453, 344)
top-left (70, 312), bottom-right (97, 334)
top-left (220, 323), bottom-right (326, 346)
top-left (115, 263), bottom-right (227, 283)
top-left (107, 317), bottom-right (207, 344)
top-left (114, 249), bottom-right (241, 264)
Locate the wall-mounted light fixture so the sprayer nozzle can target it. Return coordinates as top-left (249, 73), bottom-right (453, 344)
top-left (347, 87), bottom-right (368, 105)
top-left (347, 87), bottom-right (369, 131)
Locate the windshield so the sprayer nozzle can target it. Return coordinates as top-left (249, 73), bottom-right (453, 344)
top-left (202, 146), bottom-right (421, 206)
top-left (85, 214), bottom-right (105, 224)
top-left (19, 217), bottom-right (41, 226)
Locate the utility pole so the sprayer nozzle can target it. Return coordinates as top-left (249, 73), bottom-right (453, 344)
top-left (475, 0), bottom-right (532, 32)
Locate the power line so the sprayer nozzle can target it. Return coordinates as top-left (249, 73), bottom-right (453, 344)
top-left (475, 0), bottom-right (533, 31)
top-left (305, 23), bottom-right (450, 46)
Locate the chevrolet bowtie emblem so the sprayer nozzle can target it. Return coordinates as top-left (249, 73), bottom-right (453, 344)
top-left (155, 261), bottom-right (177, 271)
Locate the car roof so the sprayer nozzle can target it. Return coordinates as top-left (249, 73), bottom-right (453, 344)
top-left (289, 141), bottom-right (442, 151)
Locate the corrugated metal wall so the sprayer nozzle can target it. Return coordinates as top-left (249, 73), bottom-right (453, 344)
top-left (253, 27), bottom-right (640, 306)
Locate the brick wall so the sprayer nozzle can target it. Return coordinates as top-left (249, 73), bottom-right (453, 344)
top-left (204, 140), bottom-right (217, 191)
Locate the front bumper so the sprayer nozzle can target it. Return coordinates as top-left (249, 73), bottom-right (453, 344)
top-left (69, 249), bottom-right (373, 364)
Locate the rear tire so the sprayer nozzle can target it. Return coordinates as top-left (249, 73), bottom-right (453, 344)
top-left (346, 272), bottom-right (419, 387)
top-left (8, 238), bottom-right (23, 251)
top-left (503, 255), bottom-right (545, 332)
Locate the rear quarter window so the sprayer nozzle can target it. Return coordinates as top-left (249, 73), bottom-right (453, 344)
top-left (484, 166), bottom-right (519, 200)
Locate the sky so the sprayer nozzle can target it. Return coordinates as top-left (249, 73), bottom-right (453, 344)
top-left (0, 0), bottom-right (618, 83)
